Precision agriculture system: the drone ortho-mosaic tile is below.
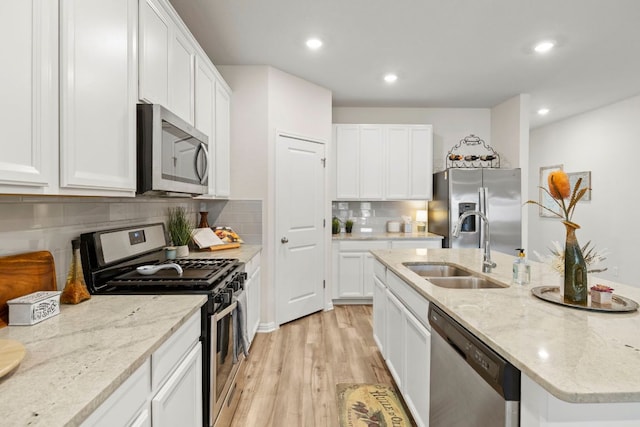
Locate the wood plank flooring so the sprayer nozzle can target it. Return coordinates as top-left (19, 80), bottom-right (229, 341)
top-left (230, 305), bottom-right (401, 427)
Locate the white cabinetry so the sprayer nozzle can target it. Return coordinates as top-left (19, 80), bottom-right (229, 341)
top-left (386, 125), bottom-right (433, 200)
top-left (59, 0), bottom-right (137, 193)
top-left (333, 240), bottom-right (389, 301)
top-left (0, 0), bottom-right (136, 196)
top-left (138, 0), bottom-right (170, 106)
top-left (334, 125), bottom-right (384, 199)
top-left (168, 29), bottom-right (195, 124)
top-left (81, 310), bottom-right (202, 427)
top-left (374, 265), bottom-right (431, 427)
top-left (139, 0), bottom-right (195, 125)
top-left (0, 1), bottom-right (57, 192)
top-left (333, 124), bottom-right (433, 200)
top-left (213, 81), bottom-right (232, 197)
top-left (245, 251), bottom-right (262, 345)
top-left (151, 344), bottom-right (202, 427)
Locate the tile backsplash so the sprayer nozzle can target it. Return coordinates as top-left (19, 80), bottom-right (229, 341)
top-left (331, 200), bottom-right (428, 233)
top-left (0, 196), bottom-right (263, 288)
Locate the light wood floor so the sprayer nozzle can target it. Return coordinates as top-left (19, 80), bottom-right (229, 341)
top-left (230, 305), bottom-right (402, 427)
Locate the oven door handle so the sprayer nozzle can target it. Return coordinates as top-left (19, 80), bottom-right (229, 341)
top-left (214, 301), bottom-right (237, 321)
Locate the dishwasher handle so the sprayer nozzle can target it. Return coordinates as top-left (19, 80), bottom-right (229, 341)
top-left (429, 304), bottom-right (521, 401)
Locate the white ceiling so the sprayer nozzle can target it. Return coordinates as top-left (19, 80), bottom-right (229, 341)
top-left (168, 0), bottom-right (640, 128)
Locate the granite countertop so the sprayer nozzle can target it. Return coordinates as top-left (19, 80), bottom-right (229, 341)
top-left (333, 231), bottom-right (443, 241)
top-left (188, 244), bottom-right (261, 263)
top-left (371, 248), bottom-right (640, 404)
top-left (0, 294), bottom-right (206, 426)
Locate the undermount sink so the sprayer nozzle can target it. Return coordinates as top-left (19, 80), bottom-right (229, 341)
top-left (426, 276), bottom-right (506, 289)
top-left (402, 262), bottom-right (472, 277)
top-left (402, 262), bottom-right (507, 289)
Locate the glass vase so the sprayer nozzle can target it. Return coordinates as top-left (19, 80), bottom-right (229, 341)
top-left (60, 239), bottom-right (91, 304)
top-left (563, 221), bottom-right (588, 305)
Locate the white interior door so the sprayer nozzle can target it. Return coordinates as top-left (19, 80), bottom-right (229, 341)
top-left (275, 134), bottom-right (325, 325)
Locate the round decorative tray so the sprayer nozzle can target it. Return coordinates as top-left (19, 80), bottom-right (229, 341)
top-left (531, 286), bottom-right (639, 313)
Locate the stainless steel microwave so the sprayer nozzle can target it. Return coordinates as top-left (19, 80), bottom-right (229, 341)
top-left (136, 104), bottom-right (209, 196)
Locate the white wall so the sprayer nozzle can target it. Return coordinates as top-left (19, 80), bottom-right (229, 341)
top-left (332, 107), bottom-right (491, 172)
top-left (218, 65), bottom-right (332, 328)
top-left (218, 66), bottom-right (269, 199)
top-left (491, 94), bottom-right (531, 249)
top-left (528, 95), bottom-right (640, 285)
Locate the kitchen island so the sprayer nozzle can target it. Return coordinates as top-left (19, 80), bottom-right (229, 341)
top-left (372, 248), bottom-right (640, 426)
top-left (0, 294), bottom-right (206, 426)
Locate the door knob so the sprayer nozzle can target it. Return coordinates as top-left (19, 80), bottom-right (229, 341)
top-left (281, 237), bottom-right (289, 244)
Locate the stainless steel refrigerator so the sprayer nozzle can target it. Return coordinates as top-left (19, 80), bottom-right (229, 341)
top-left (428, 168), bottom-right (521, 255)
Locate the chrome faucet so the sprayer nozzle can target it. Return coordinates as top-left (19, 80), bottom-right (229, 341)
top-left (452, 210), bottom-right (497, 273)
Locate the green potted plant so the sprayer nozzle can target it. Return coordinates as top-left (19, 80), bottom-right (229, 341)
top-left (332, 217), bottom-right (341, 235)
top-left (345, 219), bottom-right (354, 234)
top-left (168, 207), bottom-right (193, 257)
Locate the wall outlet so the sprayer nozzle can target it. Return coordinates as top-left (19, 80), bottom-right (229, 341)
top-left (612, 266), bottom-right (619, 277)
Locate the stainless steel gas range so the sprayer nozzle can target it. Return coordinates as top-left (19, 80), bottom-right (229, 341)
top-left (79, 223), bottom-right (247, 427)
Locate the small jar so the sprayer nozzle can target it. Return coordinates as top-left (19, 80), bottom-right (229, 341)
top-left (165, 246), bottom-right (177, 260)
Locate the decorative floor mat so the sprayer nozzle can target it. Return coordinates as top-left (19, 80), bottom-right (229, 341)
top-left (336, 383), bottom-right (412, 427)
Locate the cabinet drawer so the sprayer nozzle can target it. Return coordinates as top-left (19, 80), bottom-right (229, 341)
top-left (387, 271), bottom-right (429, 328)
top-left (152, 309), bottom-right (201, 391)
top-left (374, 259), bottom-right (386, 282)
top-left (339, 240), bottom-right (389, 251)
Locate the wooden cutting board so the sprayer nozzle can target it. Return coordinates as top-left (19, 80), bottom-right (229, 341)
top-left (0, 339), bottom-right (26, 378)
top-left (0, 251), bottom-right (57, 328)
top-left (205, 243), bottom-right (241, 251)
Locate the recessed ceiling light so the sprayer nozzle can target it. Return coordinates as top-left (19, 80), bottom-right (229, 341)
top-left (384, 74), bottom-right (398, 83)
top-left (534, 41), bottom-right (555, 53)
top-left (537, 108), bottom-right (550, 116)
top-left (306, 38), bottom-right (323, 50)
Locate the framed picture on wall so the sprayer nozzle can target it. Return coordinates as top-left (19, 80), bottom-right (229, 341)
top-left (568, 171), bottom-right (592, 201)
top-left (539, 165), bottom-right (563, 217)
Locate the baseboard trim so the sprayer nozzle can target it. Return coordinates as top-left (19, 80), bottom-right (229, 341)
top-left (257, 322), bottom-right (277, 333)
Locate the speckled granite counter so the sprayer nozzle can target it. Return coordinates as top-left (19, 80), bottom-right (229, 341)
top-left (372, 248), bottom-right (640, 404)
top-left (333, 231), bottom-right (443, 241)
top-left (0, 294), bottom-right (206, 426)
top-left (188, 244), bottom-right (261, 263)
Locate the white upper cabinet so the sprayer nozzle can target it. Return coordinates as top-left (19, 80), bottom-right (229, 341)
top-left (334, 124), bottom-right (384, 200)
top-left (195, 56), bottom-right (216, 193)
top-left (138, 0), bottom-right (170, 106)
top-left (387, 125), bottom-right (433, 199)
top-left (334, 124), bottom-right (433, 200)
top-left (335, 125), bottom-right (359, 199)
top-left (0, 1), bottom-right (57, 193)
top-left (59, 0), bottom-right (137, 194)
top-left (213, 80), bottom-right (231, 198)
top-left (168, 29), bottom-right (195, 125)
top-left (139, 0), bottom-right (195, 125)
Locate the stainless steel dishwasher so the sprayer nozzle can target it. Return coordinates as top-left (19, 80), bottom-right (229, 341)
top-left (429, 304), bottom-right (520, 427)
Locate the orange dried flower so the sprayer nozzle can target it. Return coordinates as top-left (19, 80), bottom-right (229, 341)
top-left (548, 170), bottom-right (570, 199)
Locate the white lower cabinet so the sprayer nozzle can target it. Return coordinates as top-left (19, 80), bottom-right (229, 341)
top-left (151, 344), bottom-right (202, 427)
top-left (333, 240), bottom-right (389, 301)
top-left (385, 289), bottom-right (405, 389)
top-left (82, 310), bottom-right (203, 427)
top-left (372, 274), bottom-right (386, 357)
top-left (374, 261), bottom-right (430, 427)
top-left (245, 251), bottom-right (262, 345)
top-left (404, 307), bottom-right (430, 427)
